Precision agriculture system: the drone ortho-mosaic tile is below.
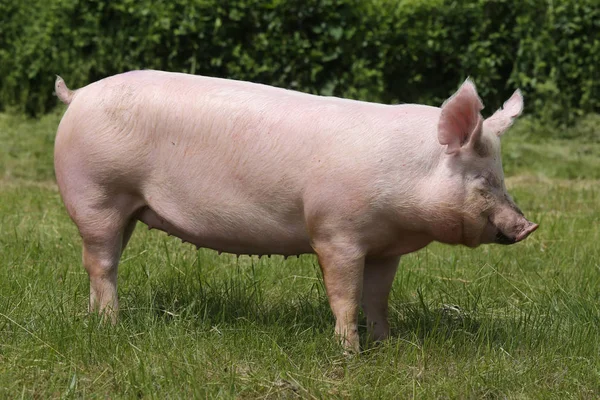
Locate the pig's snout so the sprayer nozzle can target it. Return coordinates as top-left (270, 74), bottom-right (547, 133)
top-left (494, 219), bottom-right (538, 245)
top-left (515, 221), bottom-right (538, 242)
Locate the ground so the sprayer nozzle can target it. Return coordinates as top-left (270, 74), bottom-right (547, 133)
top-left (0, 110), bottom-right (599, 398)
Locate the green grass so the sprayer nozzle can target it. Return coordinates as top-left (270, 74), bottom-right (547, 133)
top-left (1, 111), bottom-right (599, 398)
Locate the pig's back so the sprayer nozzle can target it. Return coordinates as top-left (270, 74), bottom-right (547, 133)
top-left (72, 70), bottom-right (422, 188)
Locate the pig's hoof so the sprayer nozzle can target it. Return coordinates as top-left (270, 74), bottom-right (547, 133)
top-left (98, 312), bottom-right (118, 326)
top-left (366, 326), bottom-right (390, 344)
top-left (338, 338), bottom-right (361, 355)
top-left (342, 349), bottom-right (360, 357)
top-left (89, 306), bottom-right (118, 325)
top-left (364, 337), bottom-right (387, 351)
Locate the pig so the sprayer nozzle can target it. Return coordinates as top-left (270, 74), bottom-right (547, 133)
top-left (54, 70), bottom-right (538, 352)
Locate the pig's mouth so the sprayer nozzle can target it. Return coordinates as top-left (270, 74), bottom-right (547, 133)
top-left (494, 230), bottom-right (516, 245)
top-left (488, 217), bottom-right (539, 245)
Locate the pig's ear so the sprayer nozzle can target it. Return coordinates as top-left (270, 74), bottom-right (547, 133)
top-left (483, 89), bottom-right (523, 137)
top-left (438, 79), bottom-right (484, 154)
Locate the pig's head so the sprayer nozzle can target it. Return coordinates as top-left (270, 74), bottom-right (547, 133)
top-left (436, 79), bottom-right (538, 247)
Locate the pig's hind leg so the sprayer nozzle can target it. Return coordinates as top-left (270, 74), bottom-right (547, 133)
top-left (67, 191), bottom-right (143, 323)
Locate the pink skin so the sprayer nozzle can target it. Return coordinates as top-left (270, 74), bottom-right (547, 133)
top-left (54, 71), bottom-right (537, 352)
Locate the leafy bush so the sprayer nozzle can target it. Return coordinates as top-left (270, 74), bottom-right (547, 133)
top-left (0, 0), bottom-right (598, 122)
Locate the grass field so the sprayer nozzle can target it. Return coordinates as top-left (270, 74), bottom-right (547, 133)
top-left (1, 110), bottom-right (599, 398)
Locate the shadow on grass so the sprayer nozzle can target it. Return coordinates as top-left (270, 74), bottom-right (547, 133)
top-left (115, 270), bottom-right (530, 351)
top-left (120, 270), bottom-right (334, 331)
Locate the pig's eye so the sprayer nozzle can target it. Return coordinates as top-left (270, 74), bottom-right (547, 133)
top-left (474, 175), bottom-right (491, 193)
top-left (475, 175), bottom-right (489, 185)
top-left (475, 175), bottom-right (493, 187)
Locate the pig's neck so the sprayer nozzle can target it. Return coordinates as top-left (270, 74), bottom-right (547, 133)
top-left (414, 160), bottom-right (470, 247)
top-left (394, 141), bottom-right (468, 247)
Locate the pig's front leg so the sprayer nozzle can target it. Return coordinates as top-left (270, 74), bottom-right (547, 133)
top-left (362, 256), bottom-right (400, 342)
top-left (316, 244), bottom-right (365, 353)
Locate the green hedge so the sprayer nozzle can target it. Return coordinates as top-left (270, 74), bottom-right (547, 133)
top-left (1, 0), bottom-right (598, 122)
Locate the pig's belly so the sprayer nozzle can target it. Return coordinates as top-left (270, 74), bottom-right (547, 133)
top-left (136, 203), bottom-right (314, 257)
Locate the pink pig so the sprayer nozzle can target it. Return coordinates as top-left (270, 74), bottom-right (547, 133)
top-left (54, 70), bottom-right (537, 352)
